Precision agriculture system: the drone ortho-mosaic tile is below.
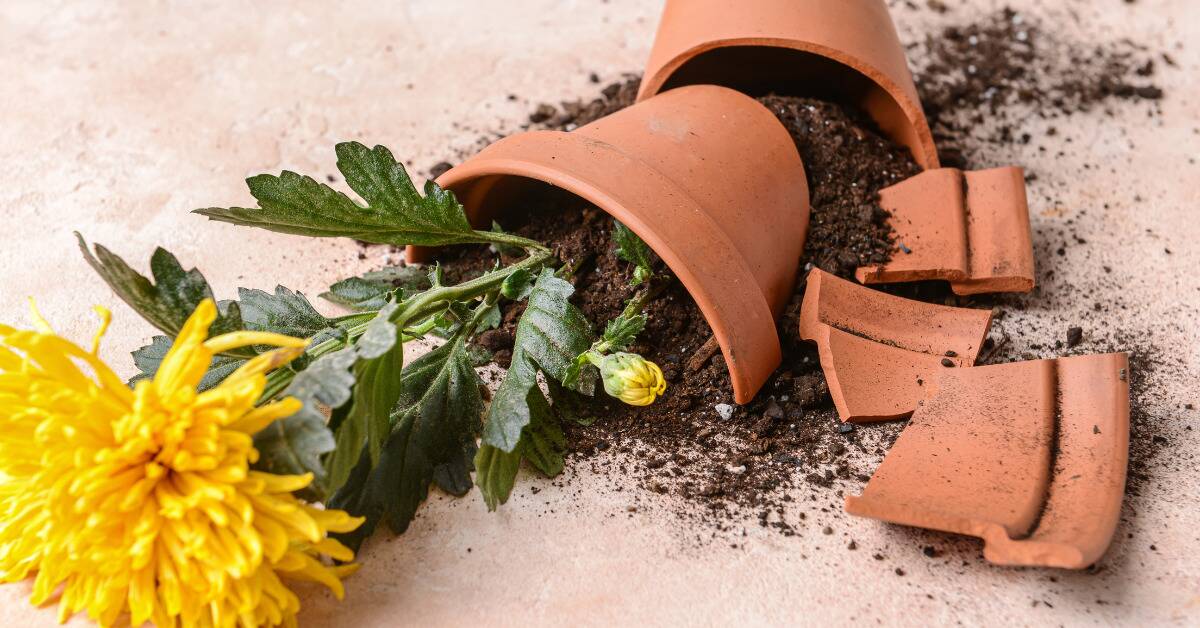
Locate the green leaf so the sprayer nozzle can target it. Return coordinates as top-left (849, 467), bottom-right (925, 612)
top-left (326, 304), bottom-right (403, 491)
top-left (77, 234), bottom-right (243, 339)
top-left (474, 389), bottom-right (564, 510)
top-left (477, 303), bottom-right (502, 332)
top-left (482, 270), bottom-right (593, 452)
top-left (251, 347), bottom-right (356, 493)
top-left (195, 142), bottom-right (482, 247)
top-left (238, 286), bottom-right (336, 340)
top-left (548, 378), bottom-right (596, 426)
top-left (602, 312), bottom-right (646, 352)
top-left (500, 268), bottom-right (534, 301)
top-left (321, 265), bottom-right (429, 311)
top-left (473, 443), bottom-right (521, 511)
top-left (330, 334), bottom-right (484, 549)
top-left (613, 221), bottom-right (655, 286)
top-left (465, 343), bottom-right (495, 367)
top-left (130, 335), bottom-right (244, 391)
top-left (521, 393), bottom-right (565, 477)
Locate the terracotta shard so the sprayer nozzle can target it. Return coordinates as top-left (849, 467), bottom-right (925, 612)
top-left (856, 166), bottom-right (1036, 295)
top-left (798, 269), bottom-right (992, 423)
top-left (409, 85), bottom-right (810, 404)
top-left (846, 353), bottom-right (1131, 569)
top-left (638, 0), bottom-right (938, 168)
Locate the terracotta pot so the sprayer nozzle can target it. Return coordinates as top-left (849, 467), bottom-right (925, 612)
top-left (408, 85), bottom-right (810, 404)
top-left (846, 352), bottom-right (1130, 568)
top-left (637, 0), bottom-right (938, 169)
top-left (799, 269), bottom-right (992, 423)
top-left (856, 166), bottom-right (1036, 295)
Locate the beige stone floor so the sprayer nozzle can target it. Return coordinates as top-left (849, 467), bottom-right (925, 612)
top-left (1, 0), bottom-right (1197, 626)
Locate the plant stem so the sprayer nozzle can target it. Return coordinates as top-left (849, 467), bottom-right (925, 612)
top-left (258, 249), bottom-right (551, 402)
top-left (392, 249), bottom-right (553, 326)
top-left (470, 229), bottom-right (549, 253)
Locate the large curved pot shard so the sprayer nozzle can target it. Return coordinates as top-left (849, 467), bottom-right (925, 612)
top-left (408, 85), bottom-right (810, 404)
top-left (846, 352), bottom-right (1131, 569)
top-left (637, 0), bottom-right (939, 169)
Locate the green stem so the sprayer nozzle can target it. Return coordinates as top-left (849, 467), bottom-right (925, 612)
top-left (401, 318), bottom-right (439, 339)
top-left (331, 311), bottom-right (378, 326)
top-left (392, 249), bottom-right (552, 326)
top-left (470, 229), bottom-right (548, 253)
top-left (258, 249), bottom-right (551, 402)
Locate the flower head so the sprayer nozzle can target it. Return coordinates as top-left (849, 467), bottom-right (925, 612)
top-left (594, 351), bottom-right (667, 406)
top-left (0, 299), bottom-right (363, 627)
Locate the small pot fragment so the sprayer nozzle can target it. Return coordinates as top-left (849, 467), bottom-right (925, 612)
top-left (410, 85), bottom-right (810, 404)
top-left (856, 166), bottom-right (1035, 295)
top-left (798, 269), bottom-right (992, 423)
top-left (638, 0), bottom-right (938, 168)
top-left (846, 352), bottom-right (1131, 569)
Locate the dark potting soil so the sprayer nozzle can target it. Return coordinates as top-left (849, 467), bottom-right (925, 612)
top-left (417, 6), bottom-right (1172, 538)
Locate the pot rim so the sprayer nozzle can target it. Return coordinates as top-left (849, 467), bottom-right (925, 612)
top-left (638, 35), bottom-right (938, 170)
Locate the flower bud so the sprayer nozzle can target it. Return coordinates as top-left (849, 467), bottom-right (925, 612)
top-left (597, 352), bottom-right (667, 406)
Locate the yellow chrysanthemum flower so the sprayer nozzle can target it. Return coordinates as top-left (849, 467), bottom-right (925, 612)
top-left (0, 298), bottom-right (364, 628)
top-left (592, 352), bottom-right (667, 407)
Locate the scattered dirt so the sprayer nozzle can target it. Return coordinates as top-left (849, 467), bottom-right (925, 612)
top-left (911, 7), bottom-right (1165, 168)
top-left (414, 6), bottom-right (1171, 539)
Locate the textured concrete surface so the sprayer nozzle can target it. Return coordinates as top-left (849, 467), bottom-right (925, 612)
top-left (1, 0), bottom-right (1197, 626)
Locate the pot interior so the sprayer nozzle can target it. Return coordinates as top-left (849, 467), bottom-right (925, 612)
top-left (656, 45), bottom-right (923, 165)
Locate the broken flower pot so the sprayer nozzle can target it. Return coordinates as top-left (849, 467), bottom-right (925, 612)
top-left (637, 0), bottom-right (938, 169)
top-left (799, 269), bottom-right (992, 423)
top-left (408, 85), bottom-right (810, 404)
top-left (846, 352), bottom-right (1130, 569)
top-left (856, 166), bottom-right (1036, 295)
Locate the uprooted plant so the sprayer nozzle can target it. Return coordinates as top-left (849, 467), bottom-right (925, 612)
top-left (76, 141), bottom-right (666, 550)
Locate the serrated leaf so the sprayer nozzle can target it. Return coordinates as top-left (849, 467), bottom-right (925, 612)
top-left (466, 343), bottom-right (495, 367)
top-left (238, 286), bottom-right (336, 340)
top-left (195, 142), bottom-right (483, 247)
top-left (330, 335), bottom-right (483, 549)
top-left (321, 265), bottom-right (429, 311)
top-left (475, 389), bottom-right (564, 510)
top-left (521, 392), bottom-right (565, 476)
top-left (613, 221), bottom-right (655, 286)
top-left (288, 347), bottom-right (359, 409)
top-left (602, 312), bottom-right (646, 352)
top-left (482, 270), bottom-right (593, 452)
top-left (320, 278), bottom-right (391, 311)
top-left (478, 303), bottom-right (502, 332)
top-left (130, 335), bottom-right (244, 391)
top-left (78, 234), bottom-right (244, 340)
top-left (326, 304), bottom-right (403, 490)
top-left (251, 347), bottom-right (356, 492)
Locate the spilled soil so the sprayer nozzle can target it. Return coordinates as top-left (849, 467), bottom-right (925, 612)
top-left (411, 6), bottom-right (1171, 539)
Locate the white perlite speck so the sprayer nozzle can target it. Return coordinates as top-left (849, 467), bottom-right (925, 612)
top-left (714, 403), bottom-right (734, 420)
